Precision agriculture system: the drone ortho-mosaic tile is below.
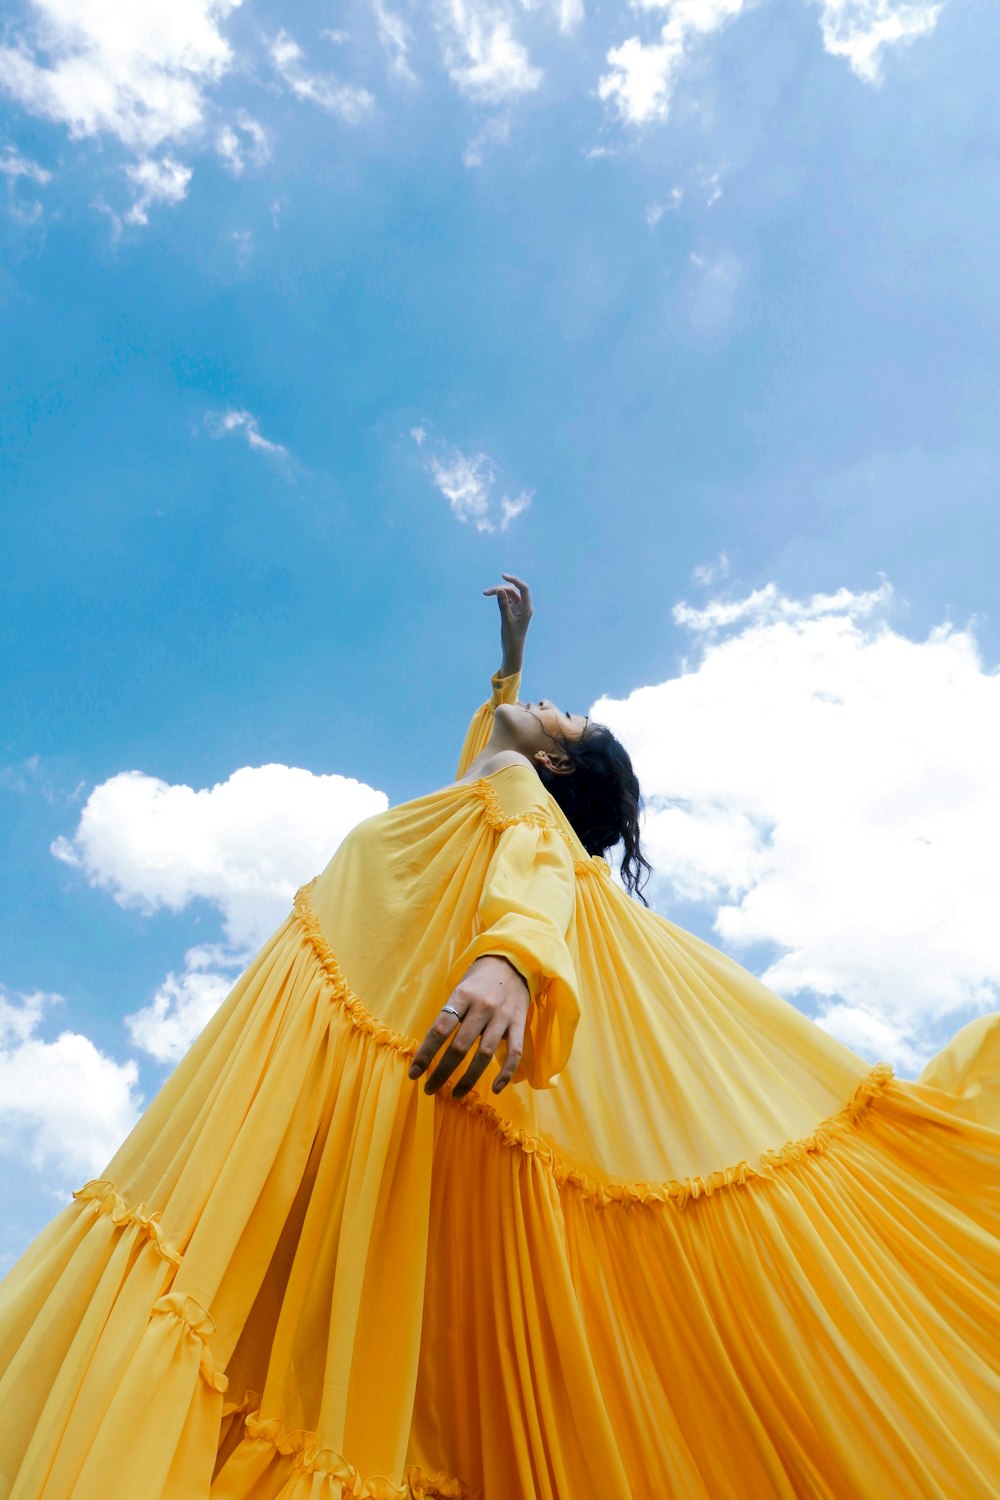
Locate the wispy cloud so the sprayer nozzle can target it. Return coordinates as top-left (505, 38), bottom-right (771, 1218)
top-left (271, 31), bottom-right (374, 123)
top-left (646, 186), bottom-right (683, 225)
top-left (816, 0), bottom-right (943, 84)
top-left (0, 144), bottom-right (52, 222)
top-left (124, 156), bottom-right (192, 225)
top-left (372, 0), bottom-right (417, 81)
top-left (673, 579), bottom-right (892, 631)
top-left (0, 754), bottom-right (60, 802)
top-left (216, 111), bottom-right (270, 175)
top-left (204, 408), bottom-right (288, 457)
top-left (441, 0), bottom-right (543, 102)
top-left (551, 0), bottom-right (586, 34)
top-left (685, 248), bottom-right (744, 339)
top-left (423, 437), bottom-right (533, 532)
top-left (463, 114), bottom-right (511, 167)
top-left (598, 0), bottom-right (942, 126)
top-left (0, 146), bottom-right (51, 185)
top-left (599, 0), bottom-right (748, 127)
top-left (690, 550), bottom-right (731, 586)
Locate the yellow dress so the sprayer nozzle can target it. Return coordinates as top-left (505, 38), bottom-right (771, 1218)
top-left (1, 669), bottom-right (999, 1500)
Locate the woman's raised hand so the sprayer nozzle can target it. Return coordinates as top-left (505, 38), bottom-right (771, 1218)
top-left (483, 573), bottom-right (532, 672)
top-left (408, 954), bottom-right (530, 1099)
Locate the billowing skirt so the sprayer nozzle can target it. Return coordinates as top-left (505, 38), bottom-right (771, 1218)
top-left (1, 877), bottom-right (998, 1499)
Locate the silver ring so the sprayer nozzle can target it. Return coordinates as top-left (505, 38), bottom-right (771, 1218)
top-left (440, 1004), bottom-right (462, 1020)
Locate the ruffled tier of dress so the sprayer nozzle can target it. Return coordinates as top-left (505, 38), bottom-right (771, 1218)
top-left (1, 871), bottom-right (997, 1499)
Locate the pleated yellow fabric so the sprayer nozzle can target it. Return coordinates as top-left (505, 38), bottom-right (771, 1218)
top-left (1, 669), bottom-right (999, 1499)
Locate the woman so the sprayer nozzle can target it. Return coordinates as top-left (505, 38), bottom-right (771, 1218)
top-left (0, 575), bottom-right (998, 1500)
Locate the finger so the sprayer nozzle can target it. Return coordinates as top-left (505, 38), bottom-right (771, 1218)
top-left (451, 1021), bottom-right (506, 1100)
top-left (409, 1006), bottom-right (464, 1079)
top-left (423, 1013), bottom-right (484, 1095)
top-left (491, 1014), bottom-right (525, 1094)
top-left (501, 574), bottom-right (532, 603)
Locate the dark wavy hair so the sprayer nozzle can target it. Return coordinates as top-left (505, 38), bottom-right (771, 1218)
top-left (536, 721), bottom-right (653, 905)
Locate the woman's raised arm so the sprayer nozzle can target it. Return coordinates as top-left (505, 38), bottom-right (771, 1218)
top-left (484, 572), bottom-right (533, 678)
top-left (454, 574), bottom-right (534, 780)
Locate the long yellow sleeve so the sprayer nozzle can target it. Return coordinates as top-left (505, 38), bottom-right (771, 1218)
top-left (441, 817), bottom-right (580, 1088)
top-left (454, 667), bottom-right (522, 779)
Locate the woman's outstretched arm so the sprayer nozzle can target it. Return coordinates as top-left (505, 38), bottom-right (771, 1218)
top-left (409, 818), bottom-right (580, 1095)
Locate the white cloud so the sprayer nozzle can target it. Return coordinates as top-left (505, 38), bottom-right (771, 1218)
top-left (463, 113), bottom-right (511, 167)
top-left (647, 186), bottom-right (683, 224)
top-left (271, 30), bottom-right (374, 123)
top-left (554, 0), bottom-right (585, 32)
top-left (53, 762), bottom-right (388, 1064)
top-left (0, 145), bottom-right (51, 184)
top-left (0, 0), bottom-right (240, 152)
top-left (691, 549), bottom-right (731, 585)
top-left (520, 0), bottom-right (585, 31)
top-left (685, 248), bottom-right (744, 338)
top-left (230, 228), bottom-right (254, 264)
top-left (702, 168), bottom-right (723, 205)
top-left (124, 155), bottom-right (192, 225)
top-left (204, 408), bottom-right (287, 457)
top-left (598, 0), bottom-right (747, 126)
top-left (216, 111), bottom-right (270, 175)
top-left (427, 444), bottom-right (533, 533)
top-left (594, 582), bottom-right (1000, 1075)
top-left (815, 0), bottom-right (942, 84)
top-left (499, 490), bottom-right (532, 527)
top-left (52, 764), bottom-right (388, 951)
top-left (441, 0), bottom-right (543, 101)
top-left (673, 579), bottom-right (891, 630)
top-left (1, 145), bottom-right (52, 223)
top-left (371, 0), bottom-right (417, 81)
top-left (410, 424), bottom-right (427, 445)
top-left (92, 194), bottom-right (124, 241)
top-left (0, 986), bottom-right (142, 1179)
top-left (125, 944), bottom-right (241, 1063)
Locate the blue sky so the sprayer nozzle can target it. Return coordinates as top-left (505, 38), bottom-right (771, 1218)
top-left (2, 0), bottom-right (999, 1267)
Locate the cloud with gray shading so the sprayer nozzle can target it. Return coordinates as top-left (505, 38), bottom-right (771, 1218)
top-left (593, 580), bottom-right (1000, 1075)
top-left (52, 763), bottom-right (390, 1061)
top-left (0, 0), bottom-right (239, 151)
top-left (0, 986), bottom-right (142, 1178)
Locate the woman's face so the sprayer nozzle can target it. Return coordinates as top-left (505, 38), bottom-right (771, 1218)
top-left (494, 699), bottom-right (589, 768)
top-left (519, 700), bottom-right (589, 743)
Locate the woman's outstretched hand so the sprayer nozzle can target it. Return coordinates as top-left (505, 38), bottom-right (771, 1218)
top-left (484, 573), bottom-right (533, 673)
top-left (408, 955), bottom-right (530, 1099)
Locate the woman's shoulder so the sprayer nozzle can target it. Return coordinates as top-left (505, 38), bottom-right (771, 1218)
top-left (469, 750), bottom-right (537, 780)
top-left (472, 764), bottom-right (594, 863)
